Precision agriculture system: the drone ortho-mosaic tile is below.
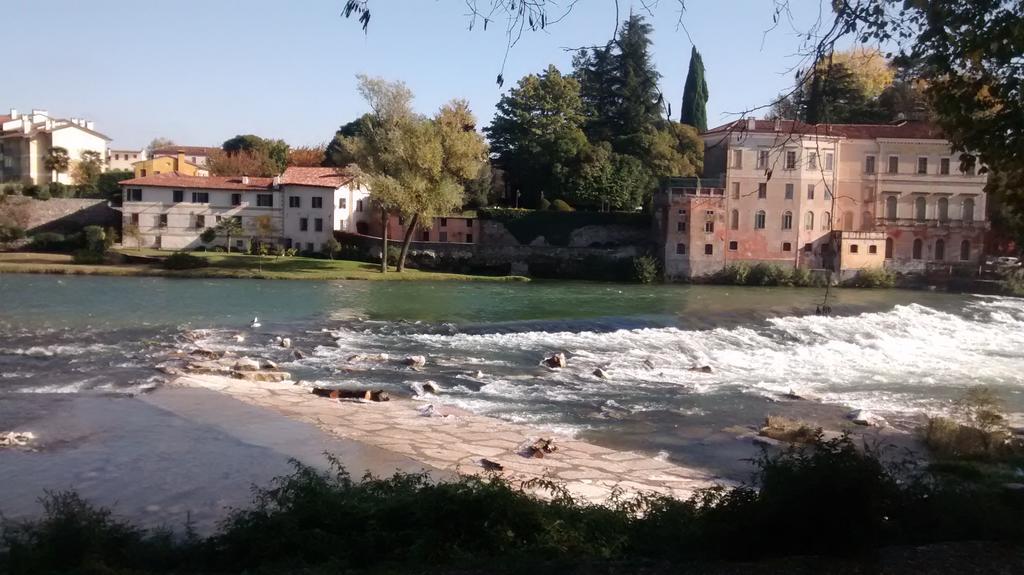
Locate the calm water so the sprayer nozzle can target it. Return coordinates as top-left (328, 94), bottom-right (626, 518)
top-left (2, 274), bottom-right (1023, 472)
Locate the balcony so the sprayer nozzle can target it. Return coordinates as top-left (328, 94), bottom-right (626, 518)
top-left (874, 217), bottom-right (988, 230)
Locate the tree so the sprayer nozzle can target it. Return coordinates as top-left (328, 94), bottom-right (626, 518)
top-left (71, 150), bottom-right (104, 193)
top-left (200, 227), bottom-right (218, 246)
top-left (98, 171), bottom-right (134, 203)
top-left (207, 149), bottom-right (277, 177)
top-left (251, 215), bottom-right (279, 272)
top-left (146, 137), bottom-right (175, 154)
top-left (324, 115), bottom-right (371, 167)
top-left (220, 135), bottom-right (290, 175)
top-left (325, 236), bottom-right (341, 260)
top-left (214, 217), bottom-right (244, 253)
top-left (123, 222), bottom-right (143, 251)
top-left (287, 145), bottom-right (328, 167)
top-left (463, 162), bottom-right (494, 208)
top-left (43, 147), bottom-right (70, 184)
top-left (679, 46), bottom-right (709, 132)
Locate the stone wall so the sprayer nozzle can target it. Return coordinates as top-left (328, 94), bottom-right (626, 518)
top-left (0, 196), bottom-right (121, 234)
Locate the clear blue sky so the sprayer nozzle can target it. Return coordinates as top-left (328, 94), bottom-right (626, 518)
top-left (7, 1), bottom-right (837, 150)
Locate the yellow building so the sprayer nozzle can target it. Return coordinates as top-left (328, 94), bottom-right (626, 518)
top-left (132, 151), bottom-right (207, 178)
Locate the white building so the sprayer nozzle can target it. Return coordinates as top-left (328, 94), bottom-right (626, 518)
top-left (118, 167), bottom-right (371, 251)
top-left (0, 108), bottom-right (110, 185)
top-left (107, 148), bottom-right (147, 172)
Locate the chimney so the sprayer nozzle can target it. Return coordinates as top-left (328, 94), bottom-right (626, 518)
top-left (272, 175), bottom-right (281, 188)
top-left (773, 118), bottom-right (782, 132)
top-left (8, 108), bottom-right (17, 118)
top-left (241, 175), bottom-right (250, 185)
top-left (746, 117), bottom-right (756, 131)
top-left (85, 120), bottom-right (94, 130)
top-left (177, 151), bottom-right (185, 170)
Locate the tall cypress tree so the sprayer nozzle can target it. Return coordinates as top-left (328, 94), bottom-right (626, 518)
top-left (680, 46), bottom-right (708, 132)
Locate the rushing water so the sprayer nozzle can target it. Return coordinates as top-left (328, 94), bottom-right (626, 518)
top-left (2, 274), bottom-right (1023, 470)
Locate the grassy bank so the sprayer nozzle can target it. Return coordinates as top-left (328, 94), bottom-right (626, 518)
top-left (0, 251), bottom-right (528, 282)
top-left (2, 435), bottom-right (1021, 574)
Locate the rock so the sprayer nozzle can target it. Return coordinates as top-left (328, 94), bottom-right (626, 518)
top-left (422, 381), bottom-right (440, 394)
top-left (688, 365), bottom-right (713, 373)
top-left (231, 370), bottom-right (291, 383)
top-left (0, 431), bottom-right (35, 449)
top-left (292, 349), bottom-right (306, 360)
top-left (752, 435), bottom-right (783, 447)
top-left (542, 352), bottom-right (567, 369)
top-left (409, 381), bottom-right (440, 397)
top-left (848, 409), bottom-right (885, 427)
top-left (418, 404), bottom-right (437, 417)
top-left (472, 370), bottom-right (485, 379)
top-left (782, 389), bottom-right (819, 401)
top-left (481, 458), bottom-right (504, 471)
top-left (1002, 483), bottom-right (1024, 492)
top-left (592, 368), bottom-right (610, 379)
top-left (404, 355), bottom-right (426, 367)
top-left (233, 334), bottom-right (246, 343)
top-left (233, 357), bottom-right (261, 371)
top-left (312, 387), bottom-right (390, 402)
top-left (189, 348), bottom-right (221, 360)
top-left (642, 359), bottom-right (656, 369)
top-left (280, 338), bottom-right (292, 349)
top-left (524, 438), bottom-right (557, 459)
top-left (262, 359), bottom-right (278, 370)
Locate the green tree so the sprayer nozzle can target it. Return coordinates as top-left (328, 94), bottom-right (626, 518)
top-left (200, 227), bottom-right (217, 246)
top-left (221, 135), bottom-right (290, 175)
top-left (123, 222), bottom-right (143, 251)
top-left (679, 46), bottom-right (708, 132)
top-left (146, 137), bottom-right (175, 154)
top-left (214, 217), bottom-right (244, 253)
top-left (325, 236), bottom-right (341, 260)
top-left (71, 151), bottom-right (104, 195)
top-left (324, 114), bottom-right (371, 167)
top-left (463, 162), bottom-right (494, 209)
top-left (43, 147), bottom-right (70, 184)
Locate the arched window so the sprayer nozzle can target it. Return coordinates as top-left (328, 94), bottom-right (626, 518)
top-left (842, 211), bottom-right (854, 230)
top-left (804, 211), bottom-right (814, 230)
top-left (885, 237), bottom-right (894, 259)
top-left (822, 211), bottom-right (831, 230)
top-left (885, 195), bottom-right (898, 220)
top-left (861, 211), bottom-right (873, 231)
top-left (754, 210), bottom-right (766, 230)
top-left (915, 197), bottom-right (927, 222)
top-left (912, 238), bottom-right (923, 259)
top-left (960, 239), bottom-right (971, 261)
top-left (937, 197), bottom-right (949, 222)
top-left (962, 198), bottom-right (975, 222)
top-left (730, 209), bottom-right (739, 230)
top-left (782, 211), bottom-right (793, 230)
top-left (934, 239), bottom-right (945, 261)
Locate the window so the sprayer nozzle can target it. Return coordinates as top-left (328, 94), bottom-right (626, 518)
top-left (938, 197), bottom-right (949, 221)
top-left (782, 242), bottom-right (792, 252)
top-left (730, 209), bottom-right (739, 230)
top-left (300, 218), bottom-right (308, 231)
top-left (420, 230), bottom-right (430, 241)
top-left (130, 213), bottom-right (139, 225)
top-left (312, 196), bottom-right (323, 209)
top-left (961, 163), bottom-right (976, 176)
top-left (885, 195), bottom-right (898, 219)
top-left (850, 244), bottom-right (859, 254)
top-left (803, 243), bottom-right (813, 253)
top-left (192, 192), bottom-right (209, 204)
top-left (173, 189), bottom-right (184, 202)
top-left (915, 197), bottom-right (927, 222)
top-left (141, 169), bottom-right (147, 177)
top-left (825, 152), bottom-right (834, 171)
top-left (704, 243), bottom-right (713, 255)
top-left (888, 155), bottom-right (899, 174)
top-left (440, 218), bottom-right (448, 227)
top-left (785, 150), bottom-right (797, 170)
top-left (195, 214), bottom-right (205, 229)
top-left (757, 183), bottom-right (767, 199)
top-left (256, 194), bottom-right (273, 207)
top-left (865, 155), bottom-right (876, 174)
top-left (807, 151), bottom-right (818, 170)
top-left (806, 184), bottom-right (814, 200)
top-left (158, 214), bottom-right (167, 228)
top-left (757, 150), bottom-right (769, 169)
top-left (231, 193), bottom-right (242, 206)
top-left (869, 245), bottom-right (877, 254)
top-left (356, 200), bottom-right (364, 212)
top-left (126, 188), bottom-right (142, 201)
top-left (862, 211), bottom-right (873, 230)
top-left (935, 238), bottom-right (945, 261)
top-left (917, 157), bottom-right (928, 174)
top-left (215, 215), bottom-right (222, 223)
top-left (782, 211), bottom-right (793, 230)
top-left (732, 149), bottom-right (743, 169)
top-left (439, 231), bottom-right (448, 242)
top-left (314, 218), bottom-right (323, 232)
top-left (804, 211), bottom-right (814, 230)
top-left (678, 208), bottom-right (686, 215)
top-left (960, 240), bottom-right (971, 261)
top-left (676, 243), bottom-right (687, 255)
top-left (940, 158), bottom-right (950, 175)
top-left (289, 196), bottom-right (300, 208)
top-left (822, 211), bottom-right (831, 230)
top-left (704, 220), bottom-right (714, 233)
top-left (338, 197), bottom-right (347, 209)
top-left (235, 239), bottom-right (244, 250)
top-left (825, 187), bottom-right (833, 201)
top-left (728, 240), bottom-right (738, 251)
top-left (754, 210), bottom-right (766, 229)
top-left (306, 242), bottom-right (314, 253)
top-left (962, 198), bottom-right (975, 222)
top-left (466, 219), bottom-right (474, 227)
top-left (842, 211), bottom-right (854, 230)
top-left (731, 182), bottom-right (740, 199)
top-left (466, 233), bottom-right (474, 243)
top-left (676, 221), bottom-right (685, 232)
top-left (912, 238), bottom-right (923, 259)
top-left (784, 183), bottom-right (793, 200)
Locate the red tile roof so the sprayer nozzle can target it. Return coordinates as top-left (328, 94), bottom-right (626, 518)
top-left (151, 146), bottom-right (221, 157)
top-left (704, 119), bottom-right (946, 140)
top-left (118, 173), bottom-right (274, 191)
top-left (0, 115), bottom-right (11, 124)
top-left (280, 166), bottom-right (357, 188)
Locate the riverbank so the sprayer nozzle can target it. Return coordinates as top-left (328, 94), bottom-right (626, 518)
top-left (0, 251), bottom-right (529, 282)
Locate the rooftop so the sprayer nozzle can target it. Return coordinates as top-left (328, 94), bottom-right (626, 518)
top-left (279, 166), bottom-right (357, 188)
top-left (704, 119), bottom-right (946, 140)
top-left (152, 146), bottom-right (221, 157)
top-left (118, 173), bottom-right (274, 191)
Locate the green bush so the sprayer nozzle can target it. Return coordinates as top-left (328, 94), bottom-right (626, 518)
top-left (28, 232), bottom-right (82, 252)
top-left (632, 254), bottom-right (659, 284)
top-left (83, 225), bottom-right (106, 252)
top-left (478, 208), bottom-right (648, 246)
top-left (845, 267), bottom-right (896, 288)
top-left (162, 252), bottom-right (209, 270)
top-left (1005, 268), bottom-right (1024, 296)
top-left (538, 197), bottom-right (551, 210)
top-left (551, 198), bottom-right (575, 212)
top-left (23, 184), bottom-right (42, 199)
top-left (71, 249), bottom-right (107, 264)
top-left (0, 224), bottom-right (26, 245)
top-left (34, 186), bottom-right (51, 201)
top-left (200, 227), bottom-right (218, 245)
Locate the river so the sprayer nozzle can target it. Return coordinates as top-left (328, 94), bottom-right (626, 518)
top-left (2, 275), bottom-right (1023, 481)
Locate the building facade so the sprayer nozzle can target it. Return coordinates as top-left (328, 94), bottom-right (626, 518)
top-left (655, 119), bottom-right (989, 280)
top-left (118, 167), bottom-right (370, 251)
top-left (151, 146), bottom-right (219, 168)
top-left (0, 109), bottom-right (110, 185)
top-left (385, 214), bottom-right (480, 245)
top-left (107, 149), bottom-right (146, 172)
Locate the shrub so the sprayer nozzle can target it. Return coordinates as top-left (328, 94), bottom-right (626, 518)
top-left (712, 262), bottom-right (751, 285)
top-left (551, 198), bottom-right (575, 212)
top-left (759, 415), bottom-right (821, 444)
top-left (210, 245), bottom-right (227, 253)
top-left (632, 254), bottom-right (659, 284)
top-left (845, 267), bottom-right (896, 288)
top-left (83, 225), bottom-right (106, 252)
top-left (29, 232), bottom-right (75, 252)
top-left (200, 227), bottom-right (218, 245)
top-left (478, 208), bottom-right (648, 246)
top-left (71, 249), bottom-right (106, 264)
top-left (23, 184), bottom-right (42, 199)
top-left (1006, 268), bottom-right (1024, 296)
top-left (538, 197), bottom-right (551, 210)
top-left (162, 252), bottom-right (209, 270)
top-left (385, 245), bottom-right (402, 266)
top-left (921, 386), bottom-right (1022, 460)
top-left (34, 186), bottom-right (51, 201)
top-left (0, 224), bottom-right (26, 245)
top-left (284, 247), bottom-right (298, 257)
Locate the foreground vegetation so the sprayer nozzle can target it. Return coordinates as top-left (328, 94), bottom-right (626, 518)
top-left (2, 434), bottom-right (1021, 574)
top-left (0, 252), bottom-right (527, 282)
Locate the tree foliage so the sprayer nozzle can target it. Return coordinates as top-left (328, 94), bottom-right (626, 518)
top-left (679, 46), bottom-right (708, 132)
top-left (216, 134), bottom-right (290, 176)
top-left (324, 114), bottom-right (371, 167)
top-left (71, 151), bottom-right (104, 193)
top-left (43, 147), bottom-right (70, 181)
top-left (287, 145), bottom-right (327, 167)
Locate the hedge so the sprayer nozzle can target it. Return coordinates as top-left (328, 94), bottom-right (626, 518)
top-left (478, 208), bottom-right (648, 246)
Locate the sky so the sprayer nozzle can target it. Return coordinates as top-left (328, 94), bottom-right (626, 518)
top-left (6, 0), bottom-right (840, 150)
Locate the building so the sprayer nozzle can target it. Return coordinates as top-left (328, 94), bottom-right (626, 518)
top-left (0, 108), bottom-right (110, 185)
top-left (118, 166), bottom-right (370, 251)
top-left (132, 151), bottom-right (208, 178)
top-left (385, 213), bottom-right (480, 245)
top-left (655, 118), bottom-right (989, 280)
top-left (151, 145), bottom-right (219, 168)
top-left (107, 149), bottom-right (146, 172)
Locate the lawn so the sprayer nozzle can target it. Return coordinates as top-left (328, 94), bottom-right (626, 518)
top-left (0, 251), bottom-right (528, 282)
